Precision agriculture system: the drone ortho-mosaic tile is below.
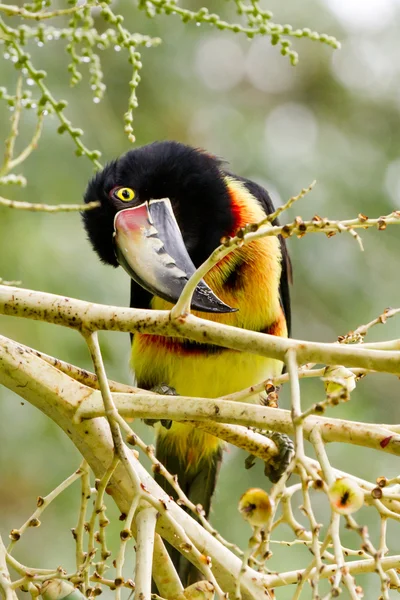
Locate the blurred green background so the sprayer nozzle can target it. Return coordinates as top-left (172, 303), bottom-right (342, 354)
top-left (1, 0), bottom-right (400, 597)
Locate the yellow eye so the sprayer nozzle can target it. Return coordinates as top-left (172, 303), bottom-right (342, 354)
top-left (114, 187), bottom-right (135, 202)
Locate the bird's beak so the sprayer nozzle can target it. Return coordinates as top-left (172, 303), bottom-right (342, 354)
top-left (113, 198), bottom-right (236, 313)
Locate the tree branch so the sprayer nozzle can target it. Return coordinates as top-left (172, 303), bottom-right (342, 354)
top-left (134, 507), bottom-right (158, 600)
top-left (1, 286), bottom-right (400, 375)
top-left (74, 387), bottom-right (400, 457)
top-left (0, 334), bottom-right (266, 600)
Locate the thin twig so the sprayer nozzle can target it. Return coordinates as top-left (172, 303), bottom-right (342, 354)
top-left (0, 196), bottom-right (100, 212)
top-left (75, 461), bottom-right (91, 588)
top-left (7, 112), bottom-right (44, 171)
top-left (117, 415), bottom-right (244, 557)
top-left (169, 182), bottom-right (316, 318)
top-left (340, 307), bottom-right (400, 344)
top-left (286, 348), bottom-right (303, 459)
top-left (0, 535), bottom-right (18, 600)
top-left (83, 331), bottom-right (142, 492)
top-left (310, 429), bottom-right (359, 598)
top-left (170, 201), bottom-right (400, 318)
top-left (0, 76), bottom-right (23, 176)
top-left (260, 180), bottom-right (316, 225)
top-left (87, 455), bottom-right (119, 572)
top-left (114, 495), bottom-right (139, 600)
top-left (0, 2), bottom-right (90, 19)
top-left (7, 465), bottom-right (83, 553)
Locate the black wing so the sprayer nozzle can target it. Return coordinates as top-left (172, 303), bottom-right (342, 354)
top-left (227, 174), bottom-right (292, 337)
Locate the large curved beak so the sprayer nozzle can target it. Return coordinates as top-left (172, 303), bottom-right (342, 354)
top-left (113, 198), bottom-right (236, 314)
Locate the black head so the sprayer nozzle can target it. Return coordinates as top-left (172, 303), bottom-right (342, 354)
top-left (82, 141), bottom-right (234, 268)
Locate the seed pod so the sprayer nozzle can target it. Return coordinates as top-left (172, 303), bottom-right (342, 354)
top-left (323, 366), bottom-right (356, 401)
top-left (238, 488), bottom-right (273, 527)
top-left (328, 477), bottom-right (364, 515)
top-left (41, 580), bottom-right (86, 600)
top-left (176, 581), bottom-right (214, 600)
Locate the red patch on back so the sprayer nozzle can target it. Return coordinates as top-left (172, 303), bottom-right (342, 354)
top-left (227, 186), bottom-right (246, 235)
top-left (137, 334), bottom-right (217, 357)
top-left (261, 310), bottom-right (287, 338)
top-left (138, 335), bottom-right (186, 354)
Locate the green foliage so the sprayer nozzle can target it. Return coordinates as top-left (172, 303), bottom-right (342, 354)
top-left (0, 0), bottom-right (339, 177)
top-left (138, 0), bottom-right (339, 65)
top-left (0, 2), bottom-right (160, 168)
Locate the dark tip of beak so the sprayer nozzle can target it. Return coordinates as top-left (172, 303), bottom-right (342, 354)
top-left (191, 281), bottom-right (237, 313)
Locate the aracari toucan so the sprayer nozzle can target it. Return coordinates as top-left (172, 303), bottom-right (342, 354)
top-left (82, 141), bottom-right (292, 584)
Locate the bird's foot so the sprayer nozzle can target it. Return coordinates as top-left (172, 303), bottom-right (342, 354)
top-left (263, 431), bottom-right (294, 483)
top-left (245, 431), bottom-right (294, 484)
top-left (144, 383), bottom-right (178, 430)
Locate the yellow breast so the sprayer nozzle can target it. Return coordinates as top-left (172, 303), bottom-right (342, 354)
top-left (130, 176), bottom-right (288, 467)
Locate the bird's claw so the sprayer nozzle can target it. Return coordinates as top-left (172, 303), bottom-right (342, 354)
top-left (264, 431), bottom-right (294, 483)
top-left (144, 383), bottom-right (177, 430)
top-left (244, 454), bottom-right (256, 470)
top-left (244, 431), bottom-right (294, 484)
top-left (152, 383), bottom-right (178, 397)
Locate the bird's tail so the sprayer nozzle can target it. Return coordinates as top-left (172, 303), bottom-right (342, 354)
top-left (155, 431), bottom-right (223, 586)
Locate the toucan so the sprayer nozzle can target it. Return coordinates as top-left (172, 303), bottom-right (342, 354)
top-left (82, 141), bottom-right (292, 584)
